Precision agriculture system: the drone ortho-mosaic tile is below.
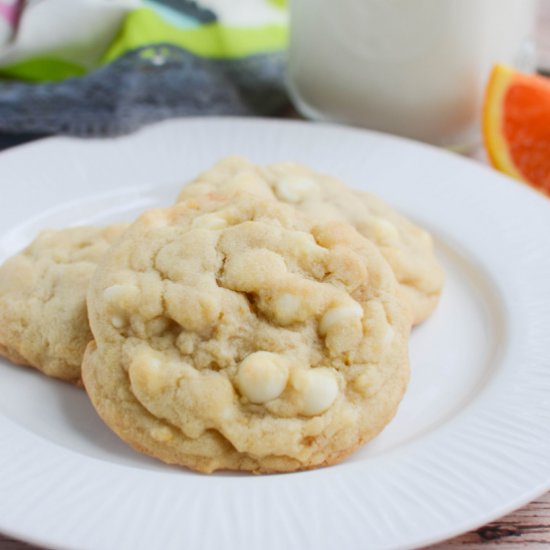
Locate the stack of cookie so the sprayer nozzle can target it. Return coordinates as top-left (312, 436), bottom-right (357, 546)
top-left (0, 158), bottom-right (444, 473)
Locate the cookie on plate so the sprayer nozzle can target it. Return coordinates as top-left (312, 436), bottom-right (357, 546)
top-left (83, 193), bottom-right (409, 473)
top-left (0, 225), bottom-right (127, 384)
top-left (177, 157), bottom-right (444, 325)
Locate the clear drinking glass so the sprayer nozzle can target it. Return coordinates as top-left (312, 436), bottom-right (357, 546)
top-left (287, 0), bottom-right (538, 149)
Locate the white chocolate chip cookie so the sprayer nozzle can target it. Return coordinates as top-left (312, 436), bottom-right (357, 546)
top-left (83, 193), bottom-right (409, 473)
top-left (0, 225), bottom-right (127, 383)
top-left (178, 157), bottom-right (444, 325)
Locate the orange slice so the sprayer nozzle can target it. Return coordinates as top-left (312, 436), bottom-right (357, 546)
top-left (483, 64), bottom-right (550, 196)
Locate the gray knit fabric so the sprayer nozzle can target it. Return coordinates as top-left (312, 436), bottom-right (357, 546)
top-left (0, 45), bottom-right (289, 136)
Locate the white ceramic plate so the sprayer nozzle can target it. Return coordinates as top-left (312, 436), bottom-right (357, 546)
top-left (0, 118), bottom-right (549, 550)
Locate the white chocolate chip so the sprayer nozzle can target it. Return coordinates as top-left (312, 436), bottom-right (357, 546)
top-left (129, 353), bottom-right (164, 394)
top-left (294, 368), bottom-right (338, 416)
top-left (273, 293), bottom-right (302, 324)
top-left (319, 302), bottom-right (363, 334)
top-left (150, 426), bottom-right (173, 442)
top-left (192, 213), bottom-right (228, 230)
top-left (224, 172), bottom-right (274, 199)
top-left (373, 217), bottom-right (400, 242)
top-left (275, 177), bottom-right (316, 203)
top-left (111, 315), bottom-right (125, 328)
top-left (353, 370), bottom-right (385, 398)
top-left (237, 351), bottom-right (289, 404)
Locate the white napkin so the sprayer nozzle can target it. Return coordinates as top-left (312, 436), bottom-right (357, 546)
top-left (0, 0), bottom-right (136, 67)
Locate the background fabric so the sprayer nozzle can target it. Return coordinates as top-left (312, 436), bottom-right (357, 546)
top-left (0, 0), bottom-right (289, 136)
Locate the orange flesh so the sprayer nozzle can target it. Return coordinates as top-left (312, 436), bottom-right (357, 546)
top-left (503, 74), bottom-right (550, 195)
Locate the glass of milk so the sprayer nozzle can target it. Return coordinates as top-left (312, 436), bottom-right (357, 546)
top-left (287, 0), bottom-right (538, 149)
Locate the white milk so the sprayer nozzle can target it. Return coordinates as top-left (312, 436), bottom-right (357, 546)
top-left (287, 0), bottom-right (537, 147)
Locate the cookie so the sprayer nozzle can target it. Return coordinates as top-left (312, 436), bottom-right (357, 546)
top-left (83, 193), bottom-right (409, 473)
top-left (0, 225), bottom-right (127, 383)
top-left (177, 157), bottom-right (444, 324)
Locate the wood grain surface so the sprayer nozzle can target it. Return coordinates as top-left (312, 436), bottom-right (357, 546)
top-left (429, 492), bottom-right (550, 549)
